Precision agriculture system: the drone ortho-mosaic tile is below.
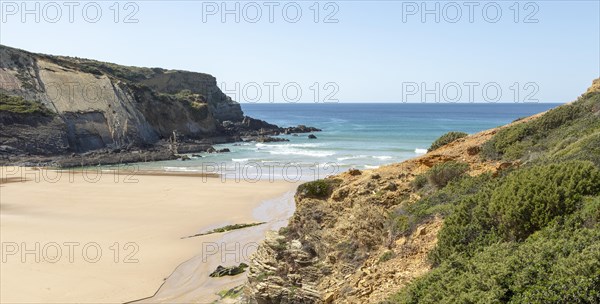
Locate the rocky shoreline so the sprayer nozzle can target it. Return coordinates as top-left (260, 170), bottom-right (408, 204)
top-left (0, 116), bottom-right (320, 168)
top-left (0, 45), bottom-right (320, 168)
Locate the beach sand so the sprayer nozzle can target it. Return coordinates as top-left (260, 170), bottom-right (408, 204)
top-left (0, 167), bottom-right (298, 303)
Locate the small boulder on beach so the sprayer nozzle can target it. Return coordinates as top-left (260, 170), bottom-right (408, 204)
top-left (209, 263), bottom-right (249, 277)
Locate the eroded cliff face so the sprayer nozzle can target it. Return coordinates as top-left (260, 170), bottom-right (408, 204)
top-left (139, 70), bottom-right (243, 122)
top-left (0, 111), bottom-right (70, 155)
top-left (0, 45), bottom-right (243, 155)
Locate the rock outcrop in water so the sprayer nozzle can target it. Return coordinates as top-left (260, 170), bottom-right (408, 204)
top-left (0, 45), bottom-right (318, 166)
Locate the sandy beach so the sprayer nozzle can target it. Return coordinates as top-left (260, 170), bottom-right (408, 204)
top-left (0, 166), bottom-right (298, 303)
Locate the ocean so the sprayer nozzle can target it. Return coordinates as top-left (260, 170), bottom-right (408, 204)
top-left (137, 103), bottom-right (560, 181)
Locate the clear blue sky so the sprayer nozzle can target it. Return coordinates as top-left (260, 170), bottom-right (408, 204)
top-left (1, 1), bottom-right (599, 102)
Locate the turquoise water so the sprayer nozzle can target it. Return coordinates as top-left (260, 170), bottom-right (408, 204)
top-left (138, 103), bottom-right (560, 180)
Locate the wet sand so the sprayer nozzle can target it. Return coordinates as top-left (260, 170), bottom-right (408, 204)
top-left (135, 190), bottom-right (296, 303)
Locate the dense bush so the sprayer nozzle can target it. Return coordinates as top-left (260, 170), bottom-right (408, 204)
top-left (551, 129), bottom-right (600, 167)
top-left (432, 161), bottom-right (600, 264)
top-left (0, 93), bottom-right (52, 115)
top-left (389, 202), bottom-right (600, 304)
top-left (489, 161), bottom-right (600, 241)
top-left (536, 101), bottom-right (585, 131)
top-left (297, 179), bottom-right (340, 199)
top-left (388, 195), bottom-right (600, 304)
top-left (174, 90), bottom-right (208, 115)
top-left (79, 65), bottom-right (103, 76)
top-left (410, 174), bottom-right (428, 190)
top-left (387, 174), bottom-right (493, 241)
top-left (76, 61), bottom-right (150, 81)
top-left (378, 250), bottom-right (394, 263)
top-left (481, 93), bottom-right (600, 161)
top-left (488, 123), bottom-right (531, 159)
top-left (42, 55), bottom-right (156, 82)
top-left (428, 131), bottom-right (468, 151)
top-left (429, 190), bottom-right (497, 265)
top-left (480, 140), bottom-right (501, 160)
top-left (426, 161), bottom-right (469, 189)
top-left (386, 92), bottom-right (600, 303)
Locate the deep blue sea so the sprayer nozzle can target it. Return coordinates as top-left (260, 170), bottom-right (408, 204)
top-left (138, 103), bottom-right (559, 180)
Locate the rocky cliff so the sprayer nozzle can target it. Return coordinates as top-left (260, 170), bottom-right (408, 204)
top-left (245, 79), bottom-right (600, 303)
top-left (245, 124), bottom-right (504, 303)
top-left (0, 45), bottom-right (317, 166)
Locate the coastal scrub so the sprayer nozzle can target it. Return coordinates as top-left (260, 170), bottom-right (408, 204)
top-left (428, 131), bottom-right (468, 151)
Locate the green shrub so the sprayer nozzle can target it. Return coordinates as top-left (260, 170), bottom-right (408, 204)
top-left (389, 214), bottom-right (600, 304)
top-left (432, 161), bottom-right (600, 264)
top-left (480, 140), bottom-right (501, 160)
top-left (297, 179), bottom-right (340, 199)
top-left (536, 102), bottom-right (584, 131)
top-left (551, 131), bottom-right (600, 167)
top-left (386, 93), bottom-right (600, 303)
top-left (428, 131), bottom-right (468, 151)
top-left (410, 174), bottom-right (428, 190)
top-left (481, 123), bottom-right (531, 160)
top-left (481, 94), bottom-right (599, 162)
top-left (0, 93), bottom-right (53, 115)
top-left (426, 161), bottom-right (469, 189)
top-left (388, 194), bottom-right (600, 304)
top-left (489, 161), bottom-right (600, 241)
top-left (378, 250), bottom-right (394, 263)
top-left (175, 89), bottom-right (194, 99)
top-left (79, 65), bottom-right (103, 76)
top-left (387, 174), bottom-right (493, 242)
top-left (77, 61), bottom-right (150, 81)
top-left (386, 210), bottom-right (410, 241)
top-left (429, 190), bottom-right (497, 265)
top-left (494, 123), bottom-right (531, 153)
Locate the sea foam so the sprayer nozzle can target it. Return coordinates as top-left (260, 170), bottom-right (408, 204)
top-left (373, 155), bottom-right (393, 160)
top-left (415, 148), bottom-right (428, 154)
